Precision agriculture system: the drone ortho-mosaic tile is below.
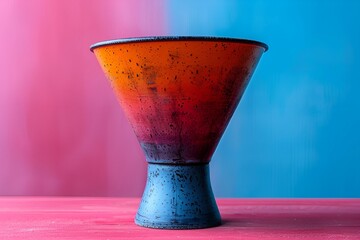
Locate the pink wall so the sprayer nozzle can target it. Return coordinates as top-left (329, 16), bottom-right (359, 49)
top-left (0, 0), bottom-right (166, 196)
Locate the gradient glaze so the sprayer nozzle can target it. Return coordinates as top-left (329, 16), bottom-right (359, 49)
top-left (93, 38), bottom-right (266, 164)
top-left (93, 39), bottom-right (265, 164)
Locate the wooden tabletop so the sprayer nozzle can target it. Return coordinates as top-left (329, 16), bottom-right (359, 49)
top-left (0, 198), bottom-right (359, 239)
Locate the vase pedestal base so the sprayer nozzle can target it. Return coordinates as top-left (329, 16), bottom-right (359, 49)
top-left (135, 163), bottom-right (221, 229)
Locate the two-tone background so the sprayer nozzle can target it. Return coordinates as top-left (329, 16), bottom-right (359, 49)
top-left (1, 0), bottom-right (359, 197)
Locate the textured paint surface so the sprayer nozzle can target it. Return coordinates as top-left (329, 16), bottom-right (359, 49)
top-left (2, 0), bottom-right (359, 198)
top-left (0, 0), bottom-right (165, 196)
top-left (136, 164), bottom-right (220, 229)
top-left (93, 39), bottom-right (266, 164)
top-left (1, 198), bottom-right (360, 239)
top-left (169, 0), bottom-right (360, 198)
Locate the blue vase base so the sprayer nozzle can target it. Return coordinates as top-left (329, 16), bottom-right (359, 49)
top-left (135, 163), bottom-right (221, 229)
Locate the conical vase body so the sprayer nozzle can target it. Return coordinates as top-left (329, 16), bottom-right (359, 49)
top-left (92, 37), bottom-right (267, 165)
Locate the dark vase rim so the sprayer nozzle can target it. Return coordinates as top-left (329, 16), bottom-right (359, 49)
top-left (90, 36), bottom-right (268, 52)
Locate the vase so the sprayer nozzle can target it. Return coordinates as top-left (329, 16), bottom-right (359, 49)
top-left (90, 36), bottom-right (267, 229)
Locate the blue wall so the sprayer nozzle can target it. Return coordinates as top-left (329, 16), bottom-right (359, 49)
top-left (169, 0), bottom-right (360, 197)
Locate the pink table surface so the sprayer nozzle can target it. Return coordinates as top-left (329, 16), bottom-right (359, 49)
top-left (0, 198), bottom-right (359, 239)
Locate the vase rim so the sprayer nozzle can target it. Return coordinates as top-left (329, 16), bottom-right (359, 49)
top-left (90, 36), bottom-right (268, 52)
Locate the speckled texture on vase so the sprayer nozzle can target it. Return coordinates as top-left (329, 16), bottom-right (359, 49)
top-left (92, 37), bottom-right (266, 165)
top-left (135, 163), bottom-right (221, 229)
top-left (91, 36), bottom-right (267, 229)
